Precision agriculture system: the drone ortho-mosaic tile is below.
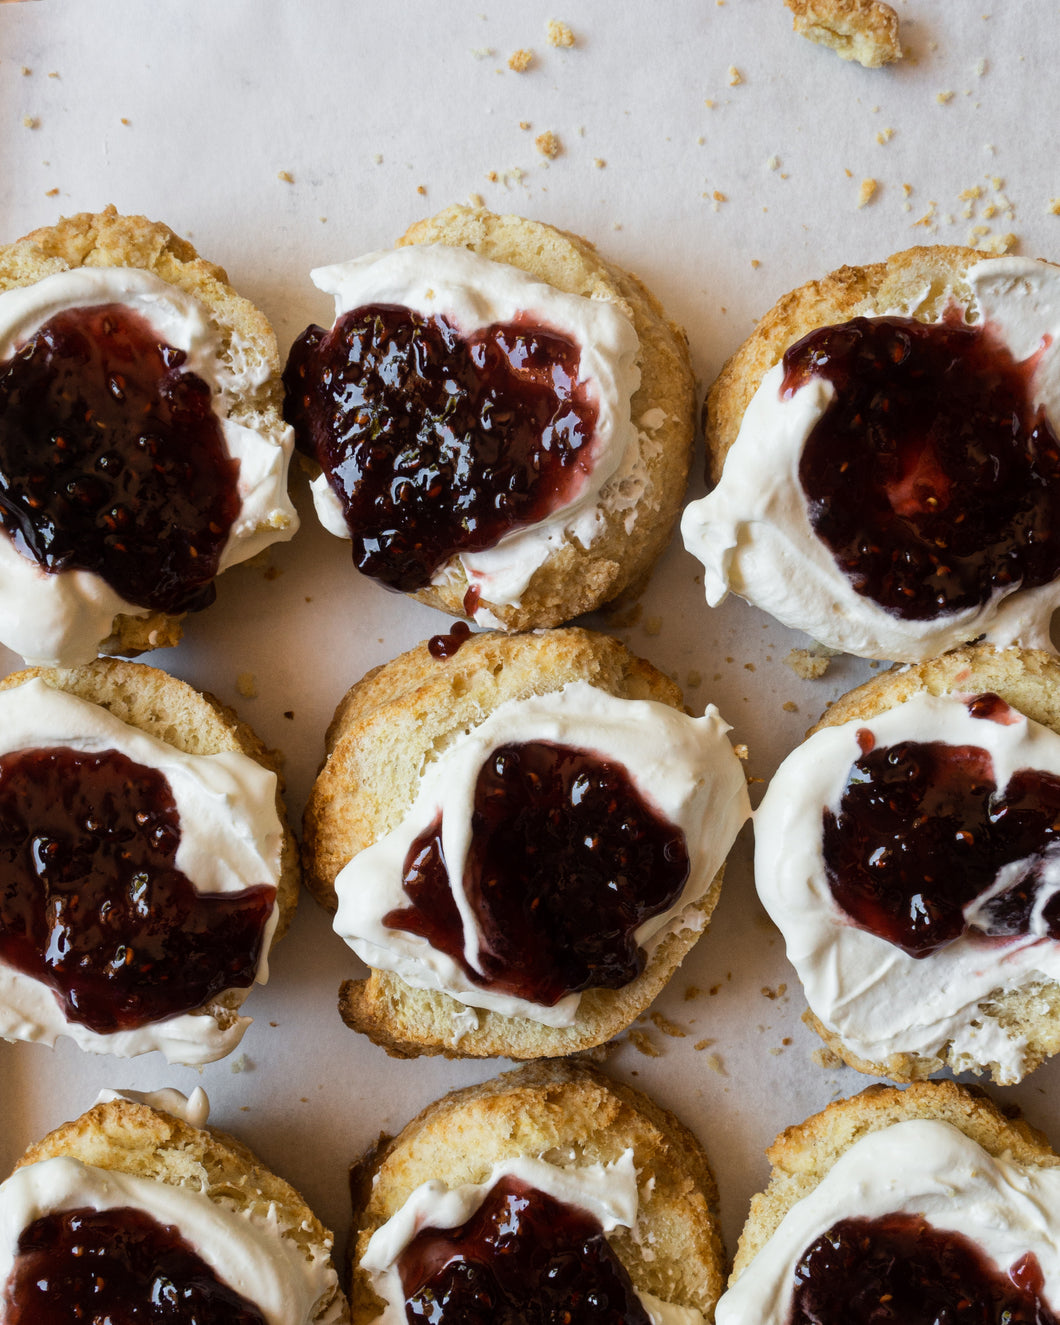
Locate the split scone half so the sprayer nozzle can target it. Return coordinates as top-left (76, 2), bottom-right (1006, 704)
top-left (303, 627), bottom-right (750, 1059)
top-left (682, 245), bottom-right (1060, 661)
top-left (1, 1091), bottom-right (348, 1323)
top-left (756, 642), bottom-right (1060, 1084)
top-left (0, 658), bottom-right (298, 1064)
top-left (349, 1060), bottom-right (725, 1325)
top-left (716, 1080), bottom-right (1060, 1324)
top-left (284, 203), bottom-right (695, 629)
top-left (0, 206), bottom-right (298, 666)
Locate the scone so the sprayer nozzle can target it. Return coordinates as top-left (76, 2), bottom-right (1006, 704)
top-left (756, 642), bottom-right (1060, 1084)
top-left (0, 657), bottom-right (298, 1064)
top-left (0, 206), bottom-right (298, 666)
top-left (682, 245), bottom-right (1060, 661)
top-left (785, 0), bottom-right (902, 67)
top-left (349, 1060), bottom-right (725, 1325)
top-left (717, 1081), bottom-right (1060, 1324)
top-left (1, 1090), bottom-right (348, 1323)
top-left (283, 203), bottom-right (695, 629)
top-left (303, 627), bottom-right (750, 1059)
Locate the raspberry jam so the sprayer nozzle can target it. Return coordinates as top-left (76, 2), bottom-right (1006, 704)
top-left (790, 1211), bottom-right (1058, 1325)
top-left (0, 746), bottom-right (275, 1033)
top-left (4, 1206), bottom-right (267, 1324)
top-left (822, 697), bottom-right (1060, 957)
top-left (784, 315), bottom-right (1060, 620)
top-left (395, 1176), bottom-right (651, 1325)
top-left (427, 620), bottom-right (472, 660)
top-left (283, 304), bottom-right (599, 592)
top-left (385, 740), bottom-right (690, 1005)
top-left (0, 302), bottom-right (240, 613)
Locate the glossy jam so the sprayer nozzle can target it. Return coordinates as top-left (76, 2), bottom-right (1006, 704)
top-left (0, 303), bottom-right (240, 613)
top-left (0, 746), bottom-right (275, 1033)
top-left (283, 304), bottom-right (599, 591)
top-left (396, 1176), bottom-right (651, 1325)
top-left (790, 1211), bottom-right (1058, 1325)
top-left (4, 1205), bottom-right (267, 1324)
top-left (427, 620), bottom-right (472, 660)
top-left (822, 697), bottom-right (1060, 957)
top-left (385, 740), bottom-right (689, 1005)
top-left (785, 315), bottom-right (1060, 620)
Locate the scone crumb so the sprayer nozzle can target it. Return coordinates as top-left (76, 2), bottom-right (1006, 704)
top-left (694, 1037), bottom-right (715, 1051)
top-left (628, 1029), bottom-right (663, 1058)
top-left (686, 669), bottom-right (702, 689)
top-left (416, 185), bottom-right (427, 196)
top-left (767, 155), bottom-right (781, 170)
top-left (508, 48), bottom-right (534, 72)
top-left (727, 65), bottom-right (742, 86)
top-left (283, 710), bottom-right (295, 720)
top-left (594, 157), bottom-right (606, 169)
top-left (1050, 200), bottom-right (1060, 216)
top-left (875, 127), bottom-right (894, 144)
top-left (936, 90), bottom-right (955, 104)
top-left (782, 700), bottom-right (798, 713)
top-left (650, 1012), bottom-right (687, 1038)
top-left (644, 615), bottom-right (662, 636)
top-left (519, 120), bottom-right (531, 131)
top-left (44, 187), bottom-right (58, 197)
top-left (535, 131), bottom-right (561, 158)
top-left (706, 1053), bottom-right (727, 1075)
top-left (546, 19), bottom-right (575, 47)
top-left (120, 117), bottom-right (130, 126)
top-left (470, 47), bottom-right (494, 60)
top-left (230, 1054), bottom-right (253, 1074)
top-left (733, 743), bottom-right (749, 762)
top-left (812, 1046), bottom-right (844, 1069)
top-left (236, 672), bottom-right (258, 700)
top-left (277, 170), bottom-right (294, 183)
top-left (23, 116), bottom-right (40, 129)
top-left (684, 984), bottom-right (702, 1001)
top-left (857, 177), bottom-right (878, 208)
top-left (21, 66), bottom-right (31, 76)
top-left (467, 192), bottom-right (486, 207)
top-left (785, 647), bottom-right (833, 679)
top-left (762, 983), bottom-right (788, 1000)
top-left (785, 0), bottom-right (901, 68)
top-left (372, 153), bottom-right (384, 165)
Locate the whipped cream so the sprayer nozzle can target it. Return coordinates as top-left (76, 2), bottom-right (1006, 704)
top-left (92, 1086), bottom-right (212, 1130)
top-left (682, 257), bottom-right (1060, 661)
top-left (361, 1149), bottom-right (704, 1325)
top-left (305, 244), bottom-right (644, 618)
top-left (0, 266), bottom-right (299, 666)
top-left (0, 677), bottom-right (283, 1065)
top-left (0, 1155), bottom-right (342, 1325)
top-left (716, 1119), bottom-right (1060, 1324)
top-left (333, 681), bottom-right (750, 1026)
top-left (755, 689), bottom-right (1060, 1081)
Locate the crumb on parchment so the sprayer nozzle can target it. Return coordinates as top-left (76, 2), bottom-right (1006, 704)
top-left (508, 48), bottom-right (533, 72)
top-left (535, 130), bottom-right (561, 158)
top-left (785, 0), bottom-right (902, 68)
top-left (857, 177), bottom-right (878, 208)
top-left (236, 672), bottom-right (258, 699)
top-left (547, 18), bottom-right (575, 47)
top-left (785, 647), bottom-right (835, 679)
top-left (650, 1012), bottom-right (688, 1038)
top-left (628, 1029), bottom-right (663, 1058)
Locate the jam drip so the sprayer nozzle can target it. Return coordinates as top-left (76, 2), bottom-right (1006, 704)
top-left (823, 700), bottom-right (1060, 957)
top-left (789, 1211), bottom-right (1058, 1325)
top-left (386, 740), bottom-right (690, 1006)
top-left (4, 1206), bottom-right (267, 1324)
top-left (427, 620), bottom-right (472, 660)
top-left (283, 304), bottom-right (599, 591)
top-left (396, 1176), bottom-right (651, 1325)
top-left (785, 315), bottom-right (1060, 620)
top-left (0, 746), bottom-right (275, 1033)
top-left (0, 303), bottom-right (240, 614)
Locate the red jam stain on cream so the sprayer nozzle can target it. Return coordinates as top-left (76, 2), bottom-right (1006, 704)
top-left (5, 1206), bottom-right (268, 1324)
top-left (790, 1211), bottom-right (1058, 1325)
top-left (784, 315), bottom-right (1060, 620)
top-left (395, 1176), bottom-right (651, 1325)
top-left (0, 746), bottom-right (274, 1033)
top-left (283, 305), bottom-right (599, 591)
top-left (0, 303), bottom-right (240, 613)
top-left (823, 694), bottom-right (1060, 956)
top-left (385, 740), bottom-right (690, 1005)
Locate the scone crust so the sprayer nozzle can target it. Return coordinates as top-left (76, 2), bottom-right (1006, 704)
top-left (785, 0), bottom-right (902, 68)
top-left (802, 643), bottom-right (1060, 1083)
top-left (391, 204), bottom-right (695, 629)
top-left (349, 1060), bottom-right (725, 1324)
top-left (0, 205), bottom-right (287, 658)
top-left (706, 244), bottom-right (1002, 486)
top-left (13, 1098), bottom-right (348, 1323)
top-left (0, 658), bottom-right (299, 1032)
top-left (731, 1080), bottom-right (1059, 1282)
top-left (304, 627), bottom-right (728, 1059)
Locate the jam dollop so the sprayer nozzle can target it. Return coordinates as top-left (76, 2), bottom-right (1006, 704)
top-left (789, 1211), bottom-right (1058, 1325)
top-left (427, 620), bottom-right (472, 660)
top-left (0, 745), bottom-right (275, 1033)
top-left (785, 314), bottom-right (1060, 620)
top-left (0, 302), bottom-right (241, 613)
top-left (385, 740), bottom-right (690, 1005)
top-left (4, 1205), bottom-right (267, 1324)
top-left (823, 698), bottom-right (1060, 957)
top-left (395, 1176), bottom-right (651, 1325)
top-left (283, 304), bottom-right (599, 592)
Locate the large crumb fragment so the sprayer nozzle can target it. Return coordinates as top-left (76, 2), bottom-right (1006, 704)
top-left (535, 130), bottom-right (561, 158)
top-left (628, 1029), bottom-right (663, 1058)
top-left (650, 1012), bottom-right (687, 1039)
top-left (508, 48), bottom-right (533, 72)
top-left (812, 1045), bottom-right (844, 1069)
top-left (857, 177), bottom-right (878, 208)
top-left (547, 18), bottom-right (575, 47)
top-left (785, 647), bottom-right (834, 680)
top-left (785, 0), bottom-right (901, 68)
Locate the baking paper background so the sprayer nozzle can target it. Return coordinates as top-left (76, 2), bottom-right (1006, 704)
top-left (2, 0), bottom-right (1060, 1271)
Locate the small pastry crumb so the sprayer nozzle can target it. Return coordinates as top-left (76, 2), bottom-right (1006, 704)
top-left (508, 47), bottom-right (534, 72)
top-left (733, 743), bottom-right (750, 762)
top-left (857, 177), bottom-right (878, 208)
top-left (535, 130), bottom-right (561, 158)
top-left (936, 89), bottom-right (955, 104)
top-left (812, 1045), bottom-right (844, 1069)
top-left (727, 65), bottom-right (743, 86)
top-left (22, 116), bottom-right (39, 129)
top-left (546, 18), bottom-right (575, 47)
top-left (705, 1052), bottom-right (726, 1075)
top-left (785, 0), bottom-right (901, 68)
top-left (236, 672), bottom-right (259, 699)
top-left (277, 170), bottom-right (294, 183)
top-left (650, 1012), bottom-right (687, 1038)
top-left (628, 1029), bottom-right (663, 1058)
top-left (785, 647), bottom-right (834, 680)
